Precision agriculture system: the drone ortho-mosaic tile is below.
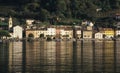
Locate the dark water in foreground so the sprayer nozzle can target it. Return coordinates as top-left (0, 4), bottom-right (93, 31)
top-left (0, 40), bottom-right (120, 73)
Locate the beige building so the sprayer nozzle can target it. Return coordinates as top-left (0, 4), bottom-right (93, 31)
top-left (26, 29), bottom-right (37, 39)
top-left (26, 29), bottom-right (46, 39)
top-left (60, 29), bottom-right (73, 39)
top-left (76, 30), bottom-right (81, 39)
top-left (83, 30), bottom-right (93, 39)
top-left (26, 26), bottom-right (74, 39)
top-left (87, 26), bottom-right (93, 30)
top-left (116, 30), bottom-right (120, 37)
top-left (26, 28), bottom-right (57, 39)
top-left (13, 25), bottom-right (23, 39)
top-left (26, 19), bottom-right (34, 25)
top-left (46, 28), bottom-right (56, 39)
top-left (102, 28), bottom-right (115, 38)
top-left (95, 32), bottom-right (103, 39)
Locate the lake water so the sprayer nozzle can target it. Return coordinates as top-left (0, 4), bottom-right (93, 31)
top-left (0, 40), bottom-right (120, 73)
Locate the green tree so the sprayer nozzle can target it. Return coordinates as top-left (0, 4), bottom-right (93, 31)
top-left (55, 0), bottom-right (67, 17)
top-left (70, 0), bottom-right (80, 18)
top-left (64, 0), bottom-right (72, 18)
top-left (24, 2), bottom-right (40, 12)
top-left (39, 8), bottom-right (50, 21)
top-left (0, 30), bottom-right (10, 39)
top-left (100, 0), bottom-right (111, 11)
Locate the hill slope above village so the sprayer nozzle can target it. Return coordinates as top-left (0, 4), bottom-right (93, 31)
top-left (0, 0), bottom-right (120, 27)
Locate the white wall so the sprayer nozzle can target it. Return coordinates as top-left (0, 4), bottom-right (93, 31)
top-left (95, 33), bottom-right (103, 39)
top-left (116, 30), bottom-right (120, 36)
top-left (47, 28), bottom-right (56, 36)
top-left (13, 26), bottom-right (23, 39)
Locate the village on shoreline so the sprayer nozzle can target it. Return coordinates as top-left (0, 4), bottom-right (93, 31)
top-left (0, 16), bottom-right (120, 42)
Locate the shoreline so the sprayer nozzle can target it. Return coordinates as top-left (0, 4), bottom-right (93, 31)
top-left (1, 38), bottom-right (120, 42)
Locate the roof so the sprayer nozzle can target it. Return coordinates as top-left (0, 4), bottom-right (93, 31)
top-left (103, 28), bottom-right (113, 30)
top-left (0, 22), bottom-right (8, 26)
top-left (14, 25), bottom-right (22, 28)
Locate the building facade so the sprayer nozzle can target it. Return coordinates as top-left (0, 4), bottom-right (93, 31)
top-left (26, 29), bottom-right (46, 39)
top-left (116, 30), bottom-right (120, 37)
top-left (26, 19), bottom-right (34, 25)
top-left (60, 29), bottom-right (73, 39)
top-left (13, 26), bottom-right (23, 39)
top-left (46, 28), bottom-right (56, 39)
top-left (76, 30), bottom-right (81, 39)
top-left (83, 31), bottom-right (92, 39)
top-left (103, 28), bottom-right (115, 38)
top-left (95, 32), bottom-right (103, 39)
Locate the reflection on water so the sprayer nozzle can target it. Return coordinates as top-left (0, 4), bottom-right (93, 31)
top-left (0, 40), bottom-right (120, 73)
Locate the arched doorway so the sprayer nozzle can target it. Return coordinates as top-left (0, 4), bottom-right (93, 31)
top-left (39, 34), bottom-right (44, 38)
top-left (27, 33), bottom-right (34, 41)
top-left (28, 33), bottom-right (34, 38)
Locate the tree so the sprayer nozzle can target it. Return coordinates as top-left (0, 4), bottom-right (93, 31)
top-left (0, 30), bottom-right (10, 39)
top-left (64, 0), bottom-right (72, 18)
top-left (99, 0), bottom-right (111, 11)
top-left (39, 8), bottom-right (50, 21)
top-left (23, 2), bottom-right (40, 12)
top-left (55, 0), bottom-right (67, 17)
top-left (70, 0), bottom-right (80, 18)
top-left (109, 0), bottom-right (120, 9)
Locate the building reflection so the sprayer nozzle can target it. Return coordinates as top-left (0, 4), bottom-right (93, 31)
top-left (4, 40), bottom-right (120, 73)
top-left (82, 41), bottom-right (93, 73)
top-left (9, 41), bottom-right (23, 73)
top-left (116, 40), bottom-right (120, 73)
top-left (26, 41), bottom-right (41, 72)
top-left (56, 41), bottom-right (61, 73)
top-left (0, 43), bottom-right (9, 73)
top-left (76, 41), bottom-right (82, 73)
top-left (25, 41), bottom-right (73, 73)
top-left (104, 41), bottom-right (114, 73)
top-left (60, 41), bottom-right (73, 73)
top-left (94, 41), bottom-right (103, 73)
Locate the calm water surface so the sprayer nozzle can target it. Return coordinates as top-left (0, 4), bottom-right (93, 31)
top-left (0, 40), bottom-right (120, 73)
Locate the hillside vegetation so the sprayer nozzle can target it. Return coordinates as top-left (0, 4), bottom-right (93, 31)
top-left (0, 0), bottom-right (120, 27)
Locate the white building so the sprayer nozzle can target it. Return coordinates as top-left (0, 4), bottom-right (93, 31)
top-left (95, 32), bottom-right (103, 39)
top-left (76, 30), bottom-right (81, 39)
top-left (82, 21), bottom-right (87, 25)
top-left (46, 28), bottom-right (56, 36)
top-left (89, 22), bottom-right (94, 26)
top-left (0, 17), bottom-right (5, 21)
top-left (26, 19), bottom-right (34, 25)
top-left (60, 29), bottom-right (65, 36)
top-left (116, 30), bottom-right (120, 36)
top-left (13, 26), bottom-right (23, 39)
top-left (60, 29), bottom-right (73, 39)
